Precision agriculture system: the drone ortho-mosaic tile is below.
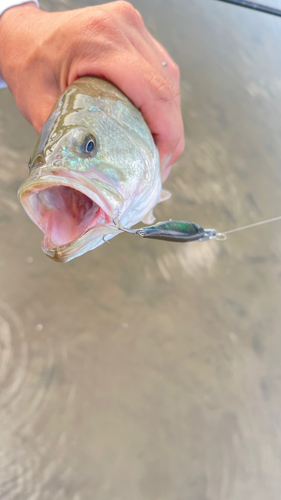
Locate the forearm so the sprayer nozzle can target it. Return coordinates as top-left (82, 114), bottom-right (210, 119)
top-left (0, 1), bottom-right (39, 87)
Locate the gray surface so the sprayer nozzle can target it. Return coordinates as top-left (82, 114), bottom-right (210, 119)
top-left (1, 0), bottom-right (281, 498)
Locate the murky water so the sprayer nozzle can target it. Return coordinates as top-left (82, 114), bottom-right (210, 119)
top-left (1, 0), bottom-right (281, 498)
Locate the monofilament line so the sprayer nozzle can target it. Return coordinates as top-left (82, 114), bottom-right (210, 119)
top-left (223, 215), bottom-right (281, 235)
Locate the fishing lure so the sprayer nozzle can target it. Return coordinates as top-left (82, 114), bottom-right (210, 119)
top-left (115, 215), bottom-right (281, 243)
top-left (115, 220), bottom-right (220, 242)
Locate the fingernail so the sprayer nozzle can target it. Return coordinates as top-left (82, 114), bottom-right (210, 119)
top-left (161, 153), bottom-right (172, 171)
top-left (161, 164), bottom-right (172, 182)
top-left (161, 153), bottom-right (172, 182)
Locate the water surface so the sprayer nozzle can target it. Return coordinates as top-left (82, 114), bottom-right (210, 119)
top-left (1, 0), bottom-right (281, 498)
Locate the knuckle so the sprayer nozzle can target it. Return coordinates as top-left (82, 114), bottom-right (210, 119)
top-left (114, 1), bottom-right (143, 27)
top-left (152, 75), bottom-right (180, 104)
top-left (84, 10), bottom-right (115, 36)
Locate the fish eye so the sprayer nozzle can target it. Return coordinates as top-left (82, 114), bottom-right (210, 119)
top-left (86, 140), bottom-right (94, 153)
top-left (81, 135), bottom-right (96, 155)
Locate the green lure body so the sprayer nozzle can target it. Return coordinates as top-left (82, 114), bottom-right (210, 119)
top-left (136, 221), bottom-right (205, 242)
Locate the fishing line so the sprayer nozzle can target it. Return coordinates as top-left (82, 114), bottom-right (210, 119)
top-left (108, 0), bottom-right (281, 245)
top-left (215, 0), bottom-right (281, 17)
top-left (215, 215), bottom-right (281, 240)
top-left (212, 0), bottom-right (281, 238)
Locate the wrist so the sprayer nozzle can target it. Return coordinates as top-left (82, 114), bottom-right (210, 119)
top-left (0, 1), bottom-right (39, 17)
top-left (0, 2), bottom-right (41, 88)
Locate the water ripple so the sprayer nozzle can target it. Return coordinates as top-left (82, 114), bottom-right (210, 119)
top-left (0, 301), bottom-right (76, 499)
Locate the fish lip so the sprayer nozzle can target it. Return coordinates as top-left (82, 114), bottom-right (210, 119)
top-left (41, 226), bottom-right (118, 263)
top-left (18, 166), bottom-right (124, 218)
top-left (18, 167), bottom-right (123, 262)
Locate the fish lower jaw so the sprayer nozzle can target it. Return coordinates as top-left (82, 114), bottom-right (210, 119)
top-left (19, 181), bottom-right (117, 262)
top-left (41, 209), bottom-right (107, 257)
top-left (41, 221), bottom-right (114, 263)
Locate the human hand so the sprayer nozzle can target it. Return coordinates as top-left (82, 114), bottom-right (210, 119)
top-left (0, 1), bottom-right (184, 180)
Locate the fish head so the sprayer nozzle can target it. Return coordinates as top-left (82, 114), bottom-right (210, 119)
top-left (18, 78), bottom-right (161, 262)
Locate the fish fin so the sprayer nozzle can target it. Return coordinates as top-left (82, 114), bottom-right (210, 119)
top-left (141, 191), bottom-right (171, 225)
top-left (159, 189), bottom-right (172, 202)
top-left (142, 209), bottom-right (156, 225)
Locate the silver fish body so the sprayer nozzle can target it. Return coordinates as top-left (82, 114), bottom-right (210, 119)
top-left (18, 77), bottom-right (165, 262)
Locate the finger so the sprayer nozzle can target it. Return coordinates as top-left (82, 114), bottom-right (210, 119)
top-left (113, 3), bottom-right (180, 87)
top-left (147, 34), bottom-right (180, 85)
top-left (161, 136), bottom-right (185, 182)
top-left (112, 12), bottom-right (183, 167)
top-left (121, 18), bottom-right (180, 86)
top-left (14, 83), bottom-right (58, 134)
top-left (31, 90), bottom-right (59, 133)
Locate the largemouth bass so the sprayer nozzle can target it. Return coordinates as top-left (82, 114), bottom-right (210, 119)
top-left (18, 77), bottom-right (170, 262)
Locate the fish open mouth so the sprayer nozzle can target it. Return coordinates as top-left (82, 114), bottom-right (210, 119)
top-left (18, 169), bottom-right (123, 262)
top-left (33, 185), bottom-right (107, 248)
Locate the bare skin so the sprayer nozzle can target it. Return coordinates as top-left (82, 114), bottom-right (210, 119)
top-left (0, 1), bottom-right (184, 181)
